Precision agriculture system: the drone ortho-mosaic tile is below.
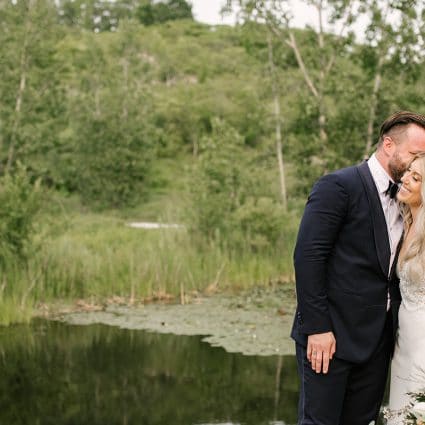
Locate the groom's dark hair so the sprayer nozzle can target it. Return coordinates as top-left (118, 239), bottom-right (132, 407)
top-left (378, 111), bottom-right (425, 147)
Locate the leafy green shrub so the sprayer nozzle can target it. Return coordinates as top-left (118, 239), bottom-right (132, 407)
top-left (233, 197), bottom-right (288, 250)
top-left (0, 166), bottom-right (42, 266)
top-left (189, 119), bottom-right (292, 252)
top-left (136, 0), bottom-right (193, 26)
top-left (73, 114), bottom-right (152, 209)
top-left (189, 119), bottom-right (250, 239)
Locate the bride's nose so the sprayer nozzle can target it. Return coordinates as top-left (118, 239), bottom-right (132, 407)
top-left (401, 173), bottom-right (409, 185)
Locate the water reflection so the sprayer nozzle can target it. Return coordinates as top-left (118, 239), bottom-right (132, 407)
top-left (0, 320), bottom-right (299, 425)
top-left (195, 423), bottom-right (288, 425)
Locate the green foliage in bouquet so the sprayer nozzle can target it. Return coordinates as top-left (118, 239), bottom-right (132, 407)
top-left (384, 390), bottom-right (425, 424)
top-left (406, 391), bottom-right (425, 425)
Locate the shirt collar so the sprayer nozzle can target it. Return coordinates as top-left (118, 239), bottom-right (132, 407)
top-left (367, 153), bottom-right (394, 195)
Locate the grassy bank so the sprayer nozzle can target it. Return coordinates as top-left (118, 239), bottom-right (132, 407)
top-left (0, 210), bottom-right (298, 325)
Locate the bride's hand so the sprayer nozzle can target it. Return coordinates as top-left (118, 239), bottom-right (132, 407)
top-left (307, 332), bottom-right (336, 374)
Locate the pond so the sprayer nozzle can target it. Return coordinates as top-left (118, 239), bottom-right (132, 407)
top-left (0, 320), bottom-right (299, 425)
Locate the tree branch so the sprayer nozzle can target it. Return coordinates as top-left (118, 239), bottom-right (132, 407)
top-left (285, 31), bottom-right (319, 99)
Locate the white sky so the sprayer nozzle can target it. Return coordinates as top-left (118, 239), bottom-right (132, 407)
top-left (191, 0), bottom-right (323, 29)
top-left (191, 0), bottom-right (237, 26)
top-left (190, 1), bottom-right (381, 42)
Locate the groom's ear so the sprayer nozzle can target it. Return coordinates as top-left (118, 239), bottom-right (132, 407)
top-left (382, 135), bottom-right (396, 156)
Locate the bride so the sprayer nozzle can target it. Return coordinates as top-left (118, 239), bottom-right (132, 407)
top-left (387, 154), bottom-right (425, 424)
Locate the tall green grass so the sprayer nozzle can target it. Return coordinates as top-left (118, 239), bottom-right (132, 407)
top-left (0, 211), bottom-right (298, 324)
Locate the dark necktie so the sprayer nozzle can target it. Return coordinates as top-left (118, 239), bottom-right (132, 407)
top-left (385, 180), bottom-right (399, 199)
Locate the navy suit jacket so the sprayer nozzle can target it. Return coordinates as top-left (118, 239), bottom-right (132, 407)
top-left (291, 161), bottom-right (401, 363)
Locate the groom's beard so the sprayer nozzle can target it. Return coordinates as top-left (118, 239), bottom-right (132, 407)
top-left (388, 151), bottom-right (407, 182)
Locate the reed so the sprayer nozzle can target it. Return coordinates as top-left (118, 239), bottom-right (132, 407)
top-left (0, 212), bottom-right (297, 325)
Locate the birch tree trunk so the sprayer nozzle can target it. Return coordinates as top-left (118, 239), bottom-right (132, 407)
top-left (363, 1), bottom-right (390, 158)
top-left (316, 0), bottom-right (328, 144)
top-left (121, 57), bottom-right (129, 121)
top-left (6, 0), bottom-right (35, 172)
top-left (364, 55), bottom-right (384, 159)
top-left (267, 0), bottom-right (356, 147)
top-left (94, 77), bottom-right (102, 119)
top-left (268, 33), bottom-right (287, 210)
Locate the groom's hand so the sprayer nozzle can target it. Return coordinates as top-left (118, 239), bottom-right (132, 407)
top-left (307, 332), bottom-right (336, 374)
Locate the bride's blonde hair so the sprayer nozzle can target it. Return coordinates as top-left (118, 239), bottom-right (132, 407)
top-left (398, 153), bottom-right (425, 282)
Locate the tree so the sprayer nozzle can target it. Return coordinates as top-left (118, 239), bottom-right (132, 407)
top-left (0, 0), bottom-right (66, 176)
top-left (225, 0), bottom-right (358, 151)
top-left (0, 164), bottom-right (42, 266)
top-left (56, 0), bottom-right (135, 32)
top-left (357, 0), bottom-right (425, 157)
top-left (136, 0), bottom-right (193, 26)
top-left (57, 23), bottom-right (155, 207)
top-left (267, 31), bottom-right (287, 210)
top-left (190, 119), bottom-right (286, 250)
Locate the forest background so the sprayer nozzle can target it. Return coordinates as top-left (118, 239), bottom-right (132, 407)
top-left (1, 0), bottom-right (424, 325)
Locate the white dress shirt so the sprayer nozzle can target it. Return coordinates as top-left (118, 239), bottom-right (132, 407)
top-left (367, 154), bottom-right (403, 275)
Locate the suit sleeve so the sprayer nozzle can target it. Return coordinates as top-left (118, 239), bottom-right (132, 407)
top-left (294, 173), bottom-right (349, 335)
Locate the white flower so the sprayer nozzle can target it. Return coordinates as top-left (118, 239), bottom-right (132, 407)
top-left (411, 402), bottom-right (425, 420)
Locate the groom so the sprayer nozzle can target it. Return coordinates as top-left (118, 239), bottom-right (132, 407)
top-left (291, 111), bottom-right (425, 425)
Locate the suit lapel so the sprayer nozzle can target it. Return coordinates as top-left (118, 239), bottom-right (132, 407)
top-left (389, 231), bottom-right (403, 280)
top-left (357, 161), bottom-right (391, 277)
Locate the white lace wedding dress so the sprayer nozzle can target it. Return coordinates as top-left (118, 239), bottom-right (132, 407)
top-left (386, 264), bottom-right (425, 424)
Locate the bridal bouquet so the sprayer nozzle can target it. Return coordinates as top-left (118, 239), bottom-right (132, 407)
top-left (406, 391), bottom-right (425, 425)
top-left (383, 391), bottom-right (425, 424)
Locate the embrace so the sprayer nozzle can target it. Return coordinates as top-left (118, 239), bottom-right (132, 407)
top-left (291, 111), bottom-right (425, 425)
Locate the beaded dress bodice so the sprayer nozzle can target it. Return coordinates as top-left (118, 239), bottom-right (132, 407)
top-left (398, 263), bottom-right (425, 310)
